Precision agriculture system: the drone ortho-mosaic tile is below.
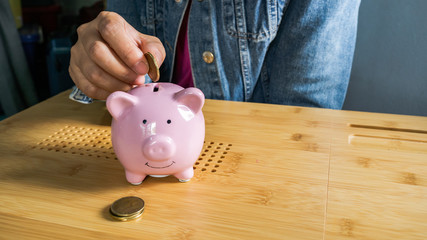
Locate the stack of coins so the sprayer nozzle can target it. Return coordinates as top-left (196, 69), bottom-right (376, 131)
top-left (109, 196), bottom-right (145, 221)
top-left (144, 52), bottom-right (160, 82)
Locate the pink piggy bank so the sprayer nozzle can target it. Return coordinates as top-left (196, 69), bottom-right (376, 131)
top-left (106, 83), bottom-right (205, 185)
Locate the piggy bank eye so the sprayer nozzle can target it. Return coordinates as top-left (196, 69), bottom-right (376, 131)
top-left (167, 119), bottom-right (172, 124)
top-left (142, 119), bottom-right (147, 124)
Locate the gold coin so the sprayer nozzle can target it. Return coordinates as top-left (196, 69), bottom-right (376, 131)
top-left (110, 196), bottom-right (145, 219)
top-left (109, 208), bottom-right (144, 222)
top-left (144, 52), bottom-right (160, 82)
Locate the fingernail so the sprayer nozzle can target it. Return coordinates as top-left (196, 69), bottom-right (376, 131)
top-left (134, 75), bottom-right (146, 85)
top-left (133, 60), bottom-right (148, 75)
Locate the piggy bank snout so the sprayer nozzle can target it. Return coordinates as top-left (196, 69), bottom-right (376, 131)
top-left (143, 135), bottom-right (176, 161)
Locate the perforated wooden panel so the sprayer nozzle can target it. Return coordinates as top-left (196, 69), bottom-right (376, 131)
top-left (33, 125), bottom-right (233, 174)
top-left (34, 125), bottom-right (116, 160)
top-left (195, 141), bottom-right (232, 173)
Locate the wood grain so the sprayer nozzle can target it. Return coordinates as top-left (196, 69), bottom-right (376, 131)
top-left (0, 91), bottom-right (426, 239)
top-left (325, 110), bottom-right (427, 240)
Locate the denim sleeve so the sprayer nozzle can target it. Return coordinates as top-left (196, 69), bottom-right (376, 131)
top-left (258, 0), bottom-right (361, 109)
top-left (106, 0), bottom-right (143, 31)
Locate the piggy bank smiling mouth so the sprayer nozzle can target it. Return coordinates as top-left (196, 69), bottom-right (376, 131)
top-left (145, 161), bottom-right (176, 169)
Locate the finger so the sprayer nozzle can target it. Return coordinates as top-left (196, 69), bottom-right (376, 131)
top-left (76, 47), bottom-right (133, 93)
top-left (83, 34), bottom-right (141, 84)
top-left (139, 34), bottom-right (166, 69)
top-left (96, 11), bottom-right (166, 75)
top-left (123, 25), bottom-right (166, 66)
top-left (69, 61), bottom-right (111, 100)
top-left (96, 11), bottom-right (148, 75)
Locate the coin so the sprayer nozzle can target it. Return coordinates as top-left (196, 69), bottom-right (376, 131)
top-left (110, 196), bottom-right (145, 221)
top-left (144, 52), bottom-right (160, 82)
top-left (110, 209), bottom-right (144, 221)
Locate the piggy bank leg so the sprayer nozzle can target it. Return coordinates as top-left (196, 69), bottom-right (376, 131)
top-left (125, 171), bottom-right (146, 185)
top-left (174, 167), bottom-right (194, 182)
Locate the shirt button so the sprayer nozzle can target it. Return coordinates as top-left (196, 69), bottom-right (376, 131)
top-left (202, 51), bottom-right (214, 64)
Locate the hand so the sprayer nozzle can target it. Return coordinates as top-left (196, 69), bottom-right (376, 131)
top-left (69, 11), bottom-right (166, 100)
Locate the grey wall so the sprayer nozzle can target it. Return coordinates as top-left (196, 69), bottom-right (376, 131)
top-left (343, 0), bottom-right (427, 116)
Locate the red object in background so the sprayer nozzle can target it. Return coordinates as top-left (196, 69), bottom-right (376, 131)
top-left (22, 4), bottom-right (61, 35)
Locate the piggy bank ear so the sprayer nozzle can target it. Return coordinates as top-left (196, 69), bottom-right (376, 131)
top-left (174, 88), bottom-right (205, 114)
top-left (106, 91), bottom-right (138, 120)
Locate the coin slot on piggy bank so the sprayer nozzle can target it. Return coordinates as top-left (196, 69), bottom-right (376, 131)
top-left (106, 83), bottom-right (205, 185)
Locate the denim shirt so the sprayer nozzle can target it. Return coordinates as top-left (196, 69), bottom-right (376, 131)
top-left (107, 0), bottom-right (361, 109)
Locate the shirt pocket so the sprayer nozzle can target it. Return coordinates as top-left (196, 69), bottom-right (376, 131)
top-left (222, 0), bottom-right (287, 42)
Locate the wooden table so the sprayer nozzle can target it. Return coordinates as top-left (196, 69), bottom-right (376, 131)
top-left (0, 91), bottom-right (426, 239)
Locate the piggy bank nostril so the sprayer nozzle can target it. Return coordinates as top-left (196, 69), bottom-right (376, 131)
top-left (152, 146), bottom-right (164, 154)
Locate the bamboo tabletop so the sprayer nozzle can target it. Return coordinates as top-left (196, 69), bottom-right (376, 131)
top-left (0, 91), bottom-right (426, 240)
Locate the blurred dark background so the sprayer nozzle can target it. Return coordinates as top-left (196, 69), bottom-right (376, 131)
top-left (19, 0), bottom-right (104, 99)
top-left (1, 0), bottom-right (426, 120)
top-left (1, 0), bottom-right (104, 120)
